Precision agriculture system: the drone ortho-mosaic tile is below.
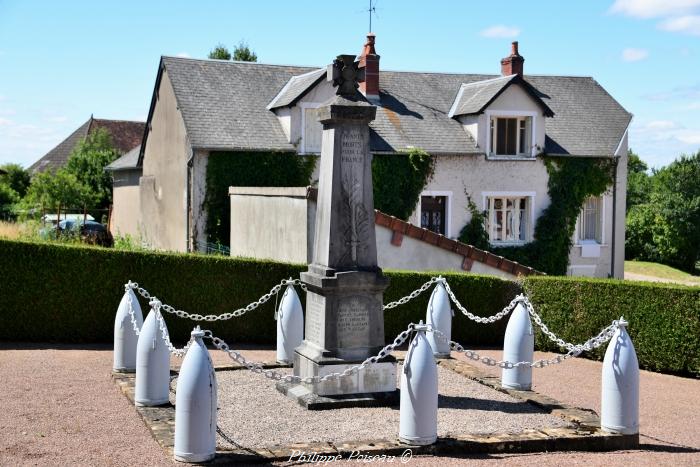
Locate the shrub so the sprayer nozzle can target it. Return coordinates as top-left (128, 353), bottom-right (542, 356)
top-left (0, 239), bottom-right (513, 347)
top-left (523, 276), bottom-right (700, 376)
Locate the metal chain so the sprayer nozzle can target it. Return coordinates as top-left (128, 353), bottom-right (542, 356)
top-left (125, 281), bottom-right (141, 336)
top-left (431, 320), bottom-right (620, 369)
top-left (126, 278), bottom-right (305, 322)
top-left (149, 298), bottom-right (194, 358)
top-left (382, 277), bottom-right (443, 310)
top-left (205, 323), bottom-right (417, 384)
top-left (441, 279), bottom-right (521, 324)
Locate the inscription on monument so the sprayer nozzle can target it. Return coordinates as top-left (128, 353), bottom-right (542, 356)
top-left (336, 296), bottom-right (370, 348)
top-left (305, 293), bottom-right (325, 345)
top-left (340, 129), bottom-right (364, 164)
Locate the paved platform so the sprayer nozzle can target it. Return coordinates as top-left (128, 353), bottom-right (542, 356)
top-left (0, 343), bottom-right (698, 466)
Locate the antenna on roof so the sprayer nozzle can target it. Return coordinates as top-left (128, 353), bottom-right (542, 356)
top-left (368, 0), bottom-right (377, 32)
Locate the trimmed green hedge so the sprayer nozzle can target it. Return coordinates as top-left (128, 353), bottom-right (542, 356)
top-left (523, 276), bottom-right (700, 376)
top-left (0, 239), bottom-right (514, 347)
top-left (1, 239), bottom-right (698, 376)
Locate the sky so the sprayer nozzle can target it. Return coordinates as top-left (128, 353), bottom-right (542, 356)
top-left (0, 0), bottom-right (699, 170)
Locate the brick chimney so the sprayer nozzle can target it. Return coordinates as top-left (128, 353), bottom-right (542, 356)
top-left (358, 33), bottom-right (380, 103)
top-left (501, 41), bottom-right (524, 77)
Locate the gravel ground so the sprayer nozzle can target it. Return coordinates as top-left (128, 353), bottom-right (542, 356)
top-left (208, 365), bottom-right (569, 449)
top-left (0, 343), bottom-right (698, 466)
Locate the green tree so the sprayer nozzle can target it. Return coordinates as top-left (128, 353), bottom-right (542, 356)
top-left (0, 163), bottom-right (31, 198)
top-left (208, 43), bottom-right (232, 60)
top-left (232, 40), bottom-right (257, 62)
top-left (0, 182), bottom-right (19, 206)
top-left (64, 128), bottom-right (120, 209)
top-left (625, 151), bottom-right (700, 272)
top-left (24, 169), bottom-right (93, 215)
top-left (626, 149), bottom-right (652, 210)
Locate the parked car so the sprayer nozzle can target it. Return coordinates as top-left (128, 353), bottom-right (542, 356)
top-left (56, 219), bottom-right (113, 247)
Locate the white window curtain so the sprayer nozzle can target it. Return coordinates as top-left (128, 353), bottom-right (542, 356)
top-left (579, 196), bottom-right (602, 243)
top-left (487, 196), bottom-right (529, 243)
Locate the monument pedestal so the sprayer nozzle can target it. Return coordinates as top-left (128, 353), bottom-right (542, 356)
top-left (278, 55), bottom-right (397, 409)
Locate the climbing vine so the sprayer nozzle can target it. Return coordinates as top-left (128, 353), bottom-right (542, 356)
top-left (204, 151), bottom-right (316, 246)
top-left (460, 157), bottom-right (615, 275)
top-left (372, 148), bottom-right (434, 220)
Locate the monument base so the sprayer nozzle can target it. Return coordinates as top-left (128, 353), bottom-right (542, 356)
top-left (276, 381), bottom-right (399, 410)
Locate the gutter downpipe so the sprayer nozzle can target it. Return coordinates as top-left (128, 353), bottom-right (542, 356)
top-left (186, 148), bottom-right (194, 253)
top-left (610, 155), bottom-right (619, 278)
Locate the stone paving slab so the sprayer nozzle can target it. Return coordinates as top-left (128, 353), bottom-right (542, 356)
top-left (113, 358), bottom-right (638, 463)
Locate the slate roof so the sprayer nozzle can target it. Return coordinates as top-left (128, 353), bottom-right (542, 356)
top-left (149, 56), bottom-right (631, 159)
top-left (448, 74), bottom-right (554, 118)
top-left (30, 117), bottom-right (145, 174)
top-left (106, 144), bottom-right (141, 171)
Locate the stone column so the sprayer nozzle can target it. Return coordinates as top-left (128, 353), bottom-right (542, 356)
top-left (290, 56), bottom-right (396, 402)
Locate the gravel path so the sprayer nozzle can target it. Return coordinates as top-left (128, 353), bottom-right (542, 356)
top-left (0, 343), bottom-right (698, 466)
top-left (209, 365), bottom-right (569, 449)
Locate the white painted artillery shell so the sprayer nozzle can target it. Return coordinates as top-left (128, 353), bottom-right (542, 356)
top-left (135, 309), bottom-right (171, 406)
top-left (399, 325), bottom-right (438, 445)
top-left (174, 329), bottom-right (217, 463)
top-left (601, 320), bottom-right (639, 435)
top-left (276, 285), bottom-right (304, 364)
top-left (501, 303), bottom-right (534, 390)
top-left (113, 288), bottom-right (143, 372)
top-left (426, 283), bottom-right (452, 357)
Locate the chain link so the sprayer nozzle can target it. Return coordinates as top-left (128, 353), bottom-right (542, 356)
top-left (149, 298), bottom-right (193, 358)
top-left (382, 277), bottom-right (443, 310)
top-left (206, 323), bottom-right (417, 383)
top-left (125, 281), bottom-right (141, 336)
top-left (441, 279), bottom-right (521, 324)
top-left (126, 278), bottom-right (305, 322)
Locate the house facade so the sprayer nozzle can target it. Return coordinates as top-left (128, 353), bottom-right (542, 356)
top-left (126, 36), bottom-right (630, 278)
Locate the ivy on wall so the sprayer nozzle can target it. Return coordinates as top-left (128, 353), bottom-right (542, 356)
top-left (372, 148), bottom-right (434, 220)
top-left (204, 151), bottom-right (316, 246)
top-left (460, 157), bottom-right (615, 275)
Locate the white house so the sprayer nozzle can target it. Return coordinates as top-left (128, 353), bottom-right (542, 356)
top-left (111, 35), bottom-right (630, 278)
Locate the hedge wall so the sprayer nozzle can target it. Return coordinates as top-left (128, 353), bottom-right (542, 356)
top-left (522, 276), bottom-right (700, 376)
top-left (2, 240), bottom-right (698, 376)
top-left (0, 239), bottom-right (514, 347)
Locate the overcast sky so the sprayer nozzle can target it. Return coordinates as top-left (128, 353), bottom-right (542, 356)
top-left (1, 0), bottom-right (699, 169)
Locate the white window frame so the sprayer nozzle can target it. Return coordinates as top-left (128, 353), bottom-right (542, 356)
top-left (575, 195), bottom-right (606, 246)
top-left (485, 110), bottom-right (537, 159)
top-left (481, 191), bottom-right (536, 245)
top-left (300, 102), bottom-right (324, 154)
top-left (418, 190), bottom-right (452, 238)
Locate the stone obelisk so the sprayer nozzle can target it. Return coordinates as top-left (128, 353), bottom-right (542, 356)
top-left (281, 55), bottom-right (396, 407)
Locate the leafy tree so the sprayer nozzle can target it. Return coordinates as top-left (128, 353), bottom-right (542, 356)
top-left (208, 44), bottom-right (232, 60)
top-left (0, 163), bottom-right (31, 198)
top-left (233, 40), bottom-right (257, 62)
top-left (626, 149), bottom-right (651, 210)
top-left (625, 151), bottom-right (700, 272)
top-left (0, 182), bottom-right (19, 206)
top-left (64, 128), bottom-right (120, 209)
top-left (24, 169), bottom-right (93, 214)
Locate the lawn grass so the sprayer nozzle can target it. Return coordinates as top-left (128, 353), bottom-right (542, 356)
top-left (625, 260), bottom-right (700, 285)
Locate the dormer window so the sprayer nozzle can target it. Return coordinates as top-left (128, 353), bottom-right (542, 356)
top-left (488, 115), bottom-right (533, 157)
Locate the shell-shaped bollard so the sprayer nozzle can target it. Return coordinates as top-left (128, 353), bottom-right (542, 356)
top-left (113, 287), bottom-right (143, 372)
top-left (135, 307), bottom-right (171, 406)
top-left (276, 285), bottom-right (304, 364)
top-left (426, 283), bottom-right (452, 358)
top-left (400, 322), bottom-right (438, 445)
top-left (174, 327), bottom-right (217, 463)
top-left (601, 318), bottom-right (639, 435)
top-left (501, 302), bottom-right (534, 390)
